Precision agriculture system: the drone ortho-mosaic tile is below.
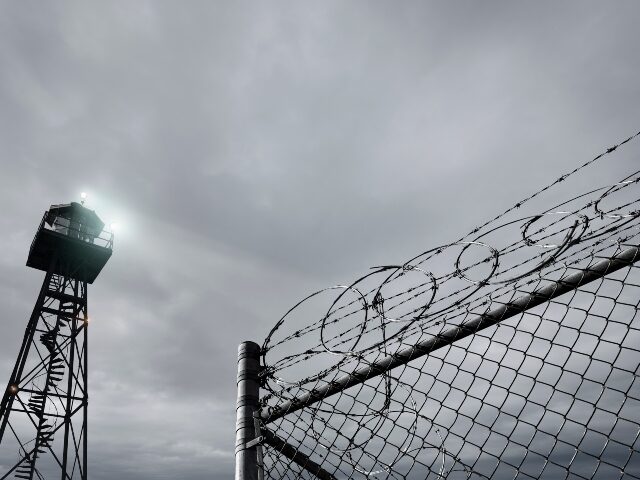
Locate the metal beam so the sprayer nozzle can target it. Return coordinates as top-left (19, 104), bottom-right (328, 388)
top-left (262, 245), bottom-right (640, 423)
top-left (262, 429), bottom-right (337, 480)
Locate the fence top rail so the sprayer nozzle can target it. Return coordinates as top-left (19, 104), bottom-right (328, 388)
top-left (261, 244), bottom-right (640, 422)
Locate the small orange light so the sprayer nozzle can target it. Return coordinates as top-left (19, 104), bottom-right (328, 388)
top-left (8, 385), bottom-right (18, 394)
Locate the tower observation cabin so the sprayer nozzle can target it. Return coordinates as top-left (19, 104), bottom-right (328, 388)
top-left (26, 202), bottom-right (113, 283)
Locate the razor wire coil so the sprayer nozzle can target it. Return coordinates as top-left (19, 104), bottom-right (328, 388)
top-left (257, 133), bottom-right (640, 479)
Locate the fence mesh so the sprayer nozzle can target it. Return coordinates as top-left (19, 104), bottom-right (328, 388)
top-left (256, 133), bottom-right (640, 479)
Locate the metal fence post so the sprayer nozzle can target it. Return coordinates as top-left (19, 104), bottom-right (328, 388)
top-left (235, 341), bottom-right (261, 480)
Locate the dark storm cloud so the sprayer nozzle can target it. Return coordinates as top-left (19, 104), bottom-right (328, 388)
top-left (1, 1), bottom-right (639, 479)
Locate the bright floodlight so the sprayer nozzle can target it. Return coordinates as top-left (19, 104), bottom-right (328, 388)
top-left (110, 222), bottom-right (119, 232)
top-left (80, 192), bottom-right (87, 205)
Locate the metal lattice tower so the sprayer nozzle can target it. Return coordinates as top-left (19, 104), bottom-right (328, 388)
top-left (0, 202), bottom-right (113, 480)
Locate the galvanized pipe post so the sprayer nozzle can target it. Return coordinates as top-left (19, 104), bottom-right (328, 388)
top-left (235, 341), bottom-right (261, 480)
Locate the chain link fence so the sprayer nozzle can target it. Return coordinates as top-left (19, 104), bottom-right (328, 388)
top-left (238, 132), bottom-right (640, 480)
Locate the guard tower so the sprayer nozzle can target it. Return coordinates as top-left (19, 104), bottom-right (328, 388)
top-left (0, 202), bottom-right (112, 480)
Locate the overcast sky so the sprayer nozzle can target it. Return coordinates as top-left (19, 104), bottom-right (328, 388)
top-left (0, 2), bottom-right (639, 479)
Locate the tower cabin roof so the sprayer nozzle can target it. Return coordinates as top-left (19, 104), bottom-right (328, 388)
top-left (46, 202), bottom-right (105, 231)
top-left (27, 202), bottom-right (113, 283)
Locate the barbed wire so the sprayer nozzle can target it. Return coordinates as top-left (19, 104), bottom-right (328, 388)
top-left (258, 132), bottom-right (640, 479)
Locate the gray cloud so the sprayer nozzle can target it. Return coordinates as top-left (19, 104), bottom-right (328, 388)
top-left (1, 1), bottom-right (639, 479)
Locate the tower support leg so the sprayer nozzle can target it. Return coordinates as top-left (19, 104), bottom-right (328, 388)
top-left (0, 269), bottom-right (89, 480)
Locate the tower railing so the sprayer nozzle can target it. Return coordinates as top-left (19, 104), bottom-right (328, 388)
top-left (35, 212), bottom-right (114, 250)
